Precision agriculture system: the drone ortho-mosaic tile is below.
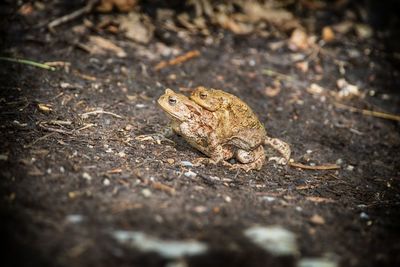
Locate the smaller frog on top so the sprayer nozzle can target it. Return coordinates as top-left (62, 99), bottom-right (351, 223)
top-left (190, 86), bottom-right (291, 164)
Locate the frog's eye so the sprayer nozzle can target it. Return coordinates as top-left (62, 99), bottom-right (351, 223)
top-left (199, 92), bottom-right (207, 99)
top-left (168, 96), bottom-right (177, 105)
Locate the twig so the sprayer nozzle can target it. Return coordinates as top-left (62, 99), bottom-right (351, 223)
top-left (75, 123), bottom-right (95, 132)
top-left (262, 68), bottom-right (308, 87)
top-left (47, 0), bottom-right (98, 30)
top-left (289, 162), bottom-right (340, 170)
top-left (48, 120), bottom-right (73, 126)
top-left (38, 123), bottom-right (73, 135)
top-left (262, 69), bottom-right (293, 81)
top-left (0, 57), bottom-right (56, 71)
top-left (334, 102), bottom-right (400, 122)
top-left (154, 50), bottom-right (200, 70)
top-left (24, 132), bottom-right (57, 148)
top-left (151, 181), bottom-right (176, 196)
top-left (80, 109), bottom-right (123, 119)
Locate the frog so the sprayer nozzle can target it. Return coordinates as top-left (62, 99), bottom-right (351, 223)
top-left (190, 86), bottom-right (291, 164)
top-left (157, 88), bottom-right (265, 171)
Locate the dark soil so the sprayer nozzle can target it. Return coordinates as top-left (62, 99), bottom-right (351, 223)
top-left (1, 1), bottom-right (400, 267)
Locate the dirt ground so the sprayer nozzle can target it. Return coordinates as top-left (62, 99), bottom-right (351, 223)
top-left (1, 1), bottom-right (400, 267)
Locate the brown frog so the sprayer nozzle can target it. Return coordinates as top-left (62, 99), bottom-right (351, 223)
top-left (157, 89), bottom-right (265, 171)
top-left (190, 86), bottom-right (291, 164)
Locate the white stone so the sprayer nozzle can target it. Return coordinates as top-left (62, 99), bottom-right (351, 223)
top-left (244, 226), bottom-right (298, 256)
top-left (112, 230), bottom-right (207, 259)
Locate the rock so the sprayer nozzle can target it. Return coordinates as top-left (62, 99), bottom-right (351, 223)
top-left (103, 178), bottom-right (111, 186)
top-left (298, 258), bottom-right (338, 267)
top-left (141, 188), bottom-right (152, 198)
top-left (360, 212), bottom-right (369, 220)
top-left (180, 161), bottom-right (193, 167)
top-left (346, 165), bottom-right (355, 171)
top-left (112, 230), bottom-right (207, 259)
top-left (184, 170), bottom-right (197, 178)
top-left (261, 196), bottom-right (276, 202)
top-left (82, 172), bottom-right (92, 181)
top-left (310, 214), bottom-right (325, 225)
top-left (66, 214), bottom-right (84, 224)
top-left (322, 26), bottom-right (335, 42)
top-left (244, 226), bottom-right (298, 256)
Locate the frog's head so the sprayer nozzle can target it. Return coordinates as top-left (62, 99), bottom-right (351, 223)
top-left (158, 89), bottom-right (203, 122)
top-left (190, 86), bottom-right (223, 112)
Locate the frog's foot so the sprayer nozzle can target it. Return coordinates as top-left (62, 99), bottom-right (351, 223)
top-left (265, 137), bottom-right (291, 164)
top-left (268, 156), bottom-right (287, 165)
top-left (227, 159), bottom-right (264, 172)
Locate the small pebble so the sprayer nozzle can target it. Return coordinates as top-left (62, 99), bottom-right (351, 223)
top-left (310, 214), bottom-right (325, 225)
top-left (181, 161), bottom-right (193, 167)
top-left (306, 149), bottom-right (313, 154)
top-left (346, 165), bottom-right (355, 171)
top-left (82, 172), bottom-right (92, 181)
top-left (167, 158), bottom-right (175, 164)
top-left (244, 226), bottom-right (298, 256)
top-left (336, 158), bottom-right (343, 165)
top-left (261, 196), bottom-right (276, 202)
top-left (66, 214), bottom-right (84, 224)
top-left (194, 206), bottom-right (207, 213)
top-left (360, 212), bottom-right (369, 220)
top-left (224, 196), bottom-right (232, 203)
top-left (103, 178), bottom-right (111, 186)
top-left (142, 188), bottom-right (152, 198)
top-left (184, 170), bottom-right (197, 178)
top-left (298, 258), bottom-right (338, 267)
top-left (59, 166), bottom-right (65, 173)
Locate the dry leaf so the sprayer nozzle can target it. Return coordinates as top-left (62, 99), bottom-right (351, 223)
top-left (306, 196), bottom-right (335, 203)
top-left (355, 24), bottom-right (373, 39)
top-left (241, 2), bottom-right (300, 30)
top-left (87, 36), bottom-right (127, 57)
top-left (335, 78), bottom-right (360, 99)
top-left (332, 21), bottom-right (353, 34)
top-left (215, 13), bottom-right (254, 35)
top-left (119, 12), bottom-right (154, 44)
top-left (264, 81), bottom-right (281, 97)
top-left (310, 214), bottom-right (325, 225)
top-left (307, 83), bottom-right (324, 95)
top-left (295, 61), bottom-right (309, 73)
top-left (97, 0), bottom-right (137, 13)
top-left (37, 103), bottom-right (53, 113)
top-left (322, 26), bottom-right (335, 42)
top-left (28, 166), bottom-right (44, 176)
top-left (18, 3), bottom-right (34, 16)
top-left (288, 29), bottom-right (310, 51)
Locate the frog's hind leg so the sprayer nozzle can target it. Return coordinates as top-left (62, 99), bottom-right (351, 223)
top-left (264, 137), bottom-right (291, 164)
top-left (228, 146), bottom-right (265, 172)
top-left (225, 129), bottom-right (265, 151)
